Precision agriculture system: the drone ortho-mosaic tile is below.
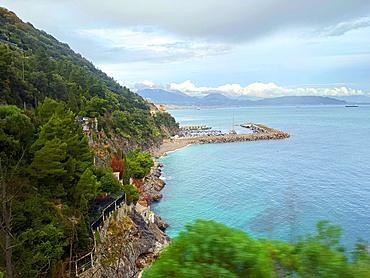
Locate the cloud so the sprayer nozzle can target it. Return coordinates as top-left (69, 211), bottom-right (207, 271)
top-left (4, 0), bottom-right (370, 93)
top-left (5, 0), bottom-right (370, 43)
top-left (317, 17), bottom-right (370, 37)
top-left (119, 80), bottom-right (169, 91)
top-left (77, 27), bottom-right (234, 63)
top-left (124, 80), bottom-right (365, 98)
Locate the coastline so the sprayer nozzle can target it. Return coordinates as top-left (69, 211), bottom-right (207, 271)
top-left (151, 141), bottom-right (189, 158)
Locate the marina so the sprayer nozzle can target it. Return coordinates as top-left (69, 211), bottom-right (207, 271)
top-left (169, 123), bottom-right (290, 144)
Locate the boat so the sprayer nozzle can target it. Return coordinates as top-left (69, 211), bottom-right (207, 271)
top-left (229, 116), bottom-right (237, 135)
top-left (345, 105), bottom-right (358, 107)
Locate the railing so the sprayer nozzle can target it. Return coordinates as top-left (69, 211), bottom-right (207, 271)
top-left (66, 249), bottom-right (97, 277)
top-left (66, 193), bottom-right (126, 277)
top-left (91, 193), bottom-right (126, 231)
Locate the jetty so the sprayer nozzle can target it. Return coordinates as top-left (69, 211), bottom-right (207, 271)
top-left (168, 123), bottom-right (290, 145)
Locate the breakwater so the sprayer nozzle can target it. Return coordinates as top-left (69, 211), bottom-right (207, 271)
top-left (170, 124), bottom-right (290, 145)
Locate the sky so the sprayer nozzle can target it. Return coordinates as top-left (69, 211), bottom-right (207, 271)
top-left (3, 0), bottom-right (370, 98)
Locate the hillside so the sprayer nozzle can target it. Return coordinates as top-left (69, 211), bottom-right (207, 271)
top-left (0, 7), bottom-right (179, 149)
top-left (0, 7), bottom-right (179, 278)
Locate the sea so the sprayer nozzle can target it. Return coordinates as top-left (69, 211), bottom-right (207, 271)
top-left (151, 105), bottom-right (370, 253)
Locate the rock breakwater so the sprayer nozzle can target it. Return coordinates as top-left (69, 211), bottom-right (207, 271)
top-left (171, 124), bottom-right (290, 145)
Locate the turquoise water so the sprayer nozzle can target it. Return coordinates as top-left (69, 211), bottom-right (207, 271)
top-left (151, 106), bottom-right (370, 251)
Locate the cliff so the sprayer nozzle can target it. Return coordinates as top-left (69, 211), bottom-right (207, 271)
top-left (82, 204), bottom-right (170, 278)
top-left (100, 208), bottom-right (170, 278)
top-left (132, 160), bottom-right (166, 205)
top-left (90, 124), bottom-right (180, 169)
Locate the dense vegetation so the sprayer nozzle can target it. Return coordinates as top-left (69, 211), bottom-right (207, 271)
top-left (143, 219), bottom-right (370, 278)
top-left (0, 7), bottom-right (178, 144)
top-left (0, 101), bottom-right (153, 277)
top-left (0, 7), bottom-right (177, 277)
top-left (5, 6), bottom-right (369, 278)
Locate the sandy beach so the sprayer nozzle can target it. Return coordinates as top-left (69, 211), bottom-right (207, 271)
top-left (151, 142), bottom-right (189, 158)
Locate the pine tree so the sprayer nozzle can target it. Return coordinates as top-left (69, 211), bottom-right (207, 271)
top-left (0, 45), bottom-right (12, 102)
top-left (74, 168), bottom-right (100, 202)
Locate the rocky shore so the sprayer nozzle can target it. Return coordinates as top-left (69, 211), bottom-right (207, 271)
top-left (95, 123), bottom-right (290, 277)
top-left (132, 160), bottom-right (167, 205)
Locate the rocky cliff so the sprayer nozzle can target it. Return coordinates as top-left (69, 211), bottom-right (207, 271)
top-left (132, 160), bottom-right (166, 205)
top-left (101, 208), bottom-right (170, 278)
top-left (86, 205), bottom-right (170, 278)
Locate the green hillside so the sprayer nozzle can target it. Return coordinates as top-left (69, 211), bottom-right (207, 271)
top-left (0, 7), bottom-right (178, 277)
top-left (0, 7), bottom-right (178, 145)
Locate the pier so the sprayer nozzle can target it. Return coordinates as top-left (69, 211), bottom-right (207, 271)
top-left (169, 124), bottom-right (290, 145)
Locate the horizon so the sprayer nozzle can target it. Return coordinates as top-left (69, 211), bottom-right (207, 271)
top-left (2, 1), bottom-right (370, 98)
top-left (131, 85), bottom-right (370, 101)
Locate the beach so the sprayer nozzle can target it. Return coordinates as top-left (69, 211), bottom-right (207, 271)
top-left (151, 141), bottom-right (189, 158)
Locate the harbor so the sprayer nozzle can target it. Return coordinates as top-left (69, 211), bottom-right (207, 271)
top-left (167, 123), bottom-right (290, 145)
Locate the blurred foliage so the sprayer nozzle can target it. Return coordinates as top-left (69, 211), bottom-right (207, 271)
top-left (143, 220), bottom-right (370, 278)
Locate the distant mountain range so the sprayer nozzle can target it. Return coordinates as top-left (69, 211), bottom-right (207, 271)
top-left (136, 89), bottom-right (199, 105)
top-left (136, 89), bottom-right (368, 107)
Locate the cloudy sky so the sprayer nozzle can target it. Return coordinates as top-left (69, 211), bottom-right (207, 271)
top-left (3, 0), bottom-right (370, 97)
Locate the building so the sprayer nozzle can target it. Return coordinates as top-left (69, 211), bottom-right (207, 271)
top-left (76, 116), bottom-right (102, 138)
top-left (159, 105), bottom-right (166, 113)
top-left (183, 125), bottom-right (211, 130)
top-left (136, 201), bottom-right (155, 224)
top-left (149, 105), bottom-right (159, 115)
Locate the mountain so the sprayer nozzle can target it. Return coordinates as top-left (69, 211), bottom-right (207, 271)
top-left (256, 96), bottom-right (346, 106)
top-left (0, 7), bottom-right (179, 148)
top-left (237, 95), bottom-right (264, 101)
top-left (136, 88), bottom-right (347, 106)
top-left (0, 7), bottom-right (180, 278)
top-left (201, 92), bottom-right (229, 100)
top-left (136, 89), bottom-right (199, 104)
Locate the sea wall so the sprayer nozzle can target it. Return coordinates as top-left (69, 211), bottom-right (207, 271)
top-left (171, 124), bottom-right (290, 145)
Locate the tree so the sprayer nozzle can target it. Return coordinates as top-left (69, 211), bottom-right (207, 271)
top-left (30, 100), bottom-right (96, 203)
top-left (0, 45), bottom-right (12, 102)
top-left (34, 46), bottom-right (50, 72)
top-left (294, 220), bottom-right (350, 277)
top-left (28, 138), bottom-right (67, 179)
top-left (127, 148), bottom-right (154, 179)
top-left (0, 105), bottom-right (35, 158)
top-left (85, 96), bottom-right (109, 117)
top-left (23, 224), bottom-right (67, 277)
top-left (123, 184), bottom-right (140, 206)
top-left (143, 219), bottom-right (274, 278)
top-left (0, 106), bottom-right (36, 278)
top-left (36, 97), bottom-right (58, 125)
top-left (122, 154), bottom-right (130, 186)
top-left (100, 169), bottom-right (122, 193)
top-left (74, 168), bottom-right (100, 202)
top-left (0, 149), bottom-right (28, 278)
